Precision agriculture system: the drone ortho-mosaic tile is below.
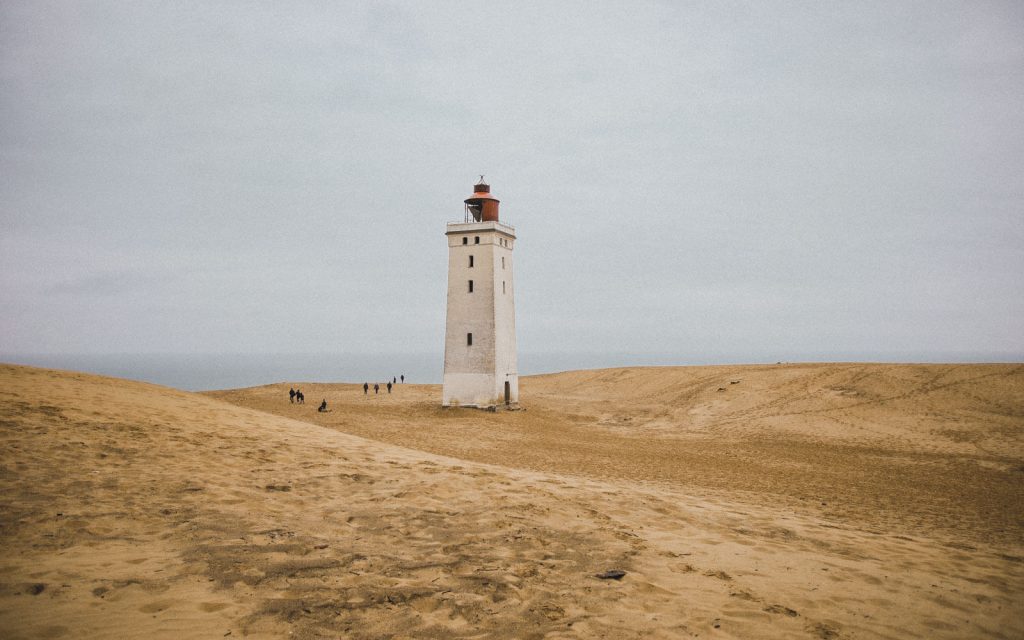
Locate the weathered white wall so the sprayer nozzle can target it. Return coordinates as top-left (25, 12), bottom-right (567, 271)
top-left (442, 221), bottom-right (518, 407)
top-left (492, 230), bottom-right (518, 405)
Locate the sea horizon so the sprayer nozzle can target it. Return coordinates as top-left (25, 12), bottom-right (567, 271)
top-left (2, 350), bottom-right (1021, 393)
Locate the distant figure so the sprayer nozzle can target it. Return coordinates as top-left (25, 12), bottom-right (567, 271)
top-left (363, 382), bottom-right (369, 395)
top-left (393, 376), bottom-right (397, 384)
top-left (289, 387), bottom-right (296, 403)
top-left (318, 399), bottom-right (327, 412)
top-left (400, 374), bottom-right (404, 383)
top-left (387, 382), bottom-right (392, 394)
top-left (374, 383), bottom-right (379, 395)
top-left (296, 390), bottom-right (305, 403)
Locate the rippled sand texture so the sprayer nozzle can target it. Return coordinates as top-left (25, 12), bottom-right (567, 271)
top-left (1, 363), bottom-right (1022, 639)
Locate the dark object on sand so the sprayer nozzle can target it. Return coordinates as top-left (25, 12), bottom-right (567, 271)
top-left (596, 570), bottom-right (626, 580)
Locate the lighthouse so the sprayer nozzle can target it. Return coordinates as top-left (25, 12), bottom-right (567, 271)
top-left (442, 178), bottom-right (519, 408)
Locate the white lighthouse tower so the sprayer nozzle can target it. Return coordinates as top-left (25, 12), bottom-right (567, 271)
top-left (442, 177), bottom-right (519, 408)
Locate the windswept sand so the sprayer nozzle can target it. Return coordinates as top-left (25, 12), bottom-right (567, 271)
top-left (1, 363), bottom-right (1022, 639)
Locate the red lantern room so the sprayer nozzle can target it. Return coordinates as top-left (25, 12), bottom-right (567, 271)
top-left (464, 176), bottom-right (500, 222)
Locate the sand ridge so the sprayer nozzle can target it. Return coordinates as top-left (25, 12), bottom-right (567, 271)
top-left (1, 363), bottom-right (1022, 638)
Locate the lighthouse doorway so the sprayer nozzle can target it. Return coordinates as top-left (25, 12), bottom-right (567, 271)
top-left (504, 381), bottom-right (511, 405)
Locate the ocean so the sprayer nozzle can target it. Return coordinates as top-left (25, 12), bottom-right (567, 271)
top-left (1, 351), bottom-right (744, 391)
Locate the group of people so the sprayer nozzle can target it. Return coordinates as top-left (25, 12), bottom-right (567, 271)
top-left (363, 375), bottom-right (405, 395)
top-left (287, 374), bottom-right (407, 412)
top-left (289, 387), bottom-right (326, 412)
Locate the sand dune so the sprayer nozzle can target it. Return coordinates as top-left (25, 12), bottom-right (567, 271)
top-left (1, 363), bottom-right (1022, 639)
top-left (213, 364), bottom-right (1024, 545)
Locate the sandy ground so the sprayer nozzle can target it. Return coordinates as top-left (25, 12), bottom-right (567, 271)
top-left (1, 363), bottom-right (1022, 639)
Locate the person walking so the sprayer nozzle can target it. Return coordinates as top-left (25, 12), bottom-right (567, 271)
top-left (387, 381), bottom-right (392, 394)
top-left (363, 382), bottom-right (369, 395)
top-left (400, 374), bottom-right (404, 384)
top-left (373, 383), bottom-right (379, 395)
top-left (289, 388), bottom-right (296, 403)
top-left (393, 376), bottom-right (397, 385)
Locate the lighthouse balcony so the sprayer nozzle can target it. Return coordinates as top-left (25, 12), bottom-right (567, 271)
top-left (445, 220), bottom-right (515, 236)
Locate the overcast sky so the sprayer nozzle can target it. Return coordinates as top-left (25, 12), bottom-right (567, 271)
top-left (2, 1), bottom-right (1022, 363)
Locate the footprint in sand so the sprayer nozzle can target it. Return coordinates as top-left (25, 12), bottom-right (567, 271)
top-left (138, 600), bottom-right (175, 613)
top-left (764, 603), bottom-right (799, 617)
top-left (808, 621), bottom-right (842, 638)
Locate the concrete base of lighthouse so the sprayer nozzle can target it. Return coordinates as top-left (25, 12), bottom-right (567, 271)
top-left (442, 373), bottom-right (519, 409)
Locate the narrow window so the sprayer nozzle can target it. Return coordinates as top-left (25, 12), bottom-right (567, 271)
top-left (462, 237), bottom-right (468, 245)
top-left (501, 256), bottom-right (505, 269)
top-left (503, 281), bottom-right (506, 294)
top-left (474, 236), bottom-right (480, 244)
top-left (469, 255), bottom-right (474, 268)
top-left (468, 280), bottom-right (474, 293)
top-left (467, 332), bottom-right (473, 346)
